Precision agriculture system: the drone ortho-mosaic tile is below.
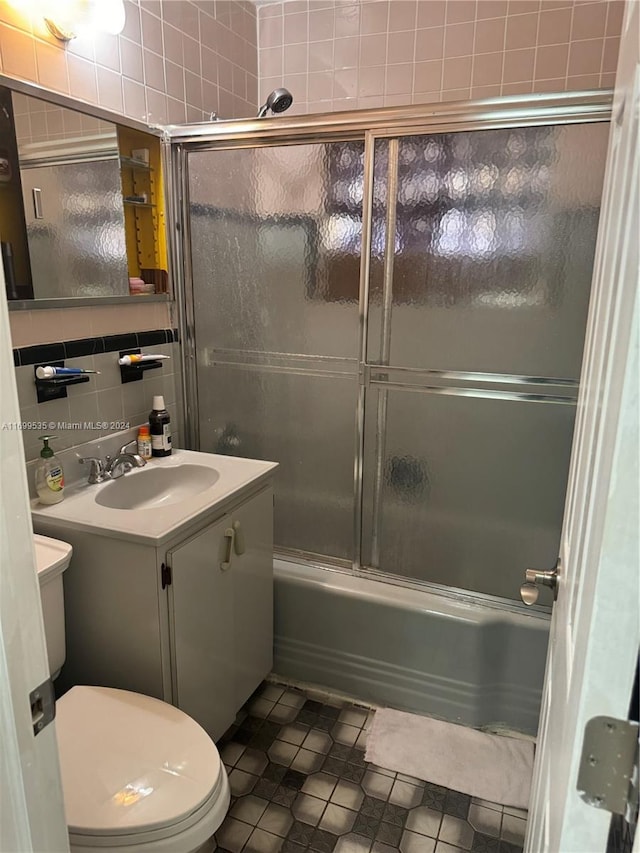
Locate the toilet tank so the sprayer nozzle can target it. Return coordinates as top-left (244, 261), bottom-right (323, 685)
top-left (34, 534), bottom-right (72, 678)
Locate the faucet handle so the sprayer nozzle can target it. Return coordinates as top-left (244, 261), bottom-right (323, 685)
top-left (118, 438), bottom-right (138, 455)
top-left (78, 456), bottom-right (106, 484)
top-left (78, 455), bottom-right (102, 467)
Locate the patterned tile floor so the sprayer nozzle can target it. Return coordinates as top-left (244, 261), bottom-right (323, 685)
top-left (207, 682), bottom-right (527, 853)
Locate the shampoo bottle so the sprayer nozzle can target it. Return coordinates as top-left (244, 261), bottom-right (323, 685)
top-left (35, 435), bottom-right (65, 505)
top-left (149, 395), bottom-right (172, 457)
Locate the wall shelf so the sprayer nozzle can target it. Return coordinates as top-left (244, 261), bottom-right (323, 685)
top-left (120, 156), bottom-right (153, 172)
top-left (119, 348), bottom-right (164, 384)
top-left (34, 362), bottom-right (90, 403)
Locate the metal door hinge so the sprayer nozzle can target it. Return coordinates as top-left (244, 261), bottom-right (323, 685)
top-left (161, 562), bottom-right (172, 588)
top-left (30, 678), bottom-right (55, 736)
top-left (577, 716), bottom-right (639, 816)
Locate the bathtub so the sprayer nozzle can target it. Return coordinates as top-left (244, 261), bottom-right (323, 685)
top-left (273, 559), bottom-right (550, 736)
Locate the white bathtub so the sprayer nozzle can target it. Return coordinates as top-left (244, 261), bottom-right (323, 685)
top-left (273, 559), bottom-right (550, 736)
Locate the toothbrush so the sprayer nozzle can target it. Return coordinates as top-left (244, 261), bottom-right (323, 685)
top-left (36, 366), bottom-right (100, 378)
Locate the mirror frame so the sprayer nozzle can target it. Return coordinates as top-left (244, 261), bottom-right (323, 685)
top-left (0, 72), bottom-right (170, 310)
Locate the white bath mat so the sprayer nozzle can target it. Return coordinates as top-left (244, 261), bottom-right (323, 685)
top-left (365, 708), bottom-right (533, 809)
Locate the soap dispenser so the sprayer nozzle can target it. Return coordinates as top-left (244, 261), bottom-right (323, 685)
top-left (35, 435), bottom-right (65, 505)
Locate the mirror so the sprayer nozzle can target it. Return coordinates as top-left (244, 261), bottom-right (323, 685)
top-left (0, 85), bottom-right (168, 305)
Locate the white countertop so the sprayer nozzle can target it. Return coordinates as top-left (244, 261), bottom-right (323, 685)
top-left (31, 449), bottom-right (277, 547)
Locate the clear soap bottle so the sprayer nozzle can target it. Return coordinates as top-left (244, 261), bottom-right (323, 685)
top-left (35, 435), bottom-right (65, 505)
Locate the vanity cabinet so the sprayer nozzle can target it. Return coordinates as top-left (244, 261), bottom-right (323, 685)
top-left (35, 483), bottom-right (273, 742)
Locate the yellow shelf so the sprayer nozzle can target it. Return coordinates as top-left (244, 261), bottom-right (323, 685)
top-left (120, 156), bottom-right (153, 172)
top-left (117, 126), bottom-right (168, 283)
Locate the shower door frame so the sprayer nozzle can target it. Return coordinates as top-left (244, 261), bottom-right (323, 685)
top-left (164, 91), bottom-right (612, 607)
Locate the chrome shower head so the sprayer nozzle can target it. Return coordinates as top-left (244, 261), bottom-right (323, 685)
top-left (257, 88), bottom-right (293, 118)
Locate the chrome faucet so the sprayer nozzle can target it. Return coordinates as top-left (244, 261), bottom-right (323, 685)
top-left (105, 450), bottom-right (147, 479)
top-left (78, 456), bottom-right (107, 484)
top-left (79, 440), bottom-right (146, 484)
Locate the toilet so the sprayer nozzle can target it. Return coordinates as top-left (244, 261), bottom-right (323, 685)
top-left (34, 533), bottom-right (230, 853)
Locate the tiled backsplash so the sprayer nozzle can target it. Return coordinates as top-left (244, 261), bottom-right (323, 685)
top-left (258, 0), bottom-right (624, 113)
top-left (13, 328), bottom-right (182, 462)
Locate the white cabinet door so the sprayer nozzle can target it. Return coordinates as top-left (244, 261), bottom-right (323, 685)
top-left (168, 512), bottom-right (236, 740)
top-left (168, 486), bottom-right (274, 741)
top-left (229, 488), bottom-right (274, 708)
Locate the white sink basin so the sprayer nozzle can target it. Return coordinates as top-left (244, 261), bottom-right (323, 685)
top-left (95, 464), bottom-right (219, 510)
top-left (31, 449), bottom-right (278, 546)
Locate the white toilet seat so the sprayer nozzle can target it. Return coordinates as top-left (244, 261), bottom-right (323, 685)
top-left (56, 686), bottom-right (230, 852)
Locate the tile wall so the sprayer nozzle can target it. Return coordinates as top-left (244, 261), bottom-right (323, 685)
top-left (258, 0), bottom-right (624, 113)
top-left (12, 94), bottom-right (115, 145)
top-left (0, 0), bottom-right (258, 123)
top-left (13, 328), bottom-right (181, 461)
top-left (8, 302), bottom-right (173, 348)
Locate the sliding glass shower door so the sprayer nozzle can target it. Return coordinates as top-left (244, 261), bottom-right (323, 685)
top-left (187, 142), bottom-right (363, 561)
top-left (184, 116), bottom-right (609, 601)
top-left (361, 124), bottom-right (609, 598)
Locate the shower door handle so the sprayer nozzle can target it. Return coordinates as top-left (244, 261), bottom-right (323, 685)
top-left (520, 560), bottom-right (560, 606)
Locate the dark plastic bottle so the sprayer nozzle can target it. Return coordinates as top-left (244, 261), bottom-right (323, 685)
top-left (149, 395), bottom-right (172, 457)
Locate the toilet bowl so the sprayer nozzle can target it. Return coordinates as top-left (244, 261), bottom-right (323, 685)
top-left (56, 685), bottom-right (229, 853)
top-left (34, 533), bottom-right (230, 853)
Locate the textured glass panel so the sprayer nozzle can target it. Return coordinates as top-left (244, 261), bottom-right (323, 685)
top-left (367, 124), bottom-right (609, 378)
top-left (197, 365), bottom-right (357, 560)
top-left (366, 138), bottom-right (390, 364)
top-left (188, 125), bottom-right (604, 599)
top-left (188, 142), bottom-right (363, 358)
top-left (20, 161), bottom-right (128, 298)
top-left (362, 388), bottom-right (576, 601)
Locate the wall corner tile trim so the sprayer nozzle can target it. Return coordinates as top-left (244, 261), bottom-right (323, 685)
top-left (14, 329), bottom-right (177, 367)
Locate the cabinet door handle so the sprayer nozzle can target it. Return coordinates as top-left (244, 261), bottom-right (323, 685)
top-left (220, 527), bottom-right (235, 571)
top-left (232, 520), bottom-right (245, 555)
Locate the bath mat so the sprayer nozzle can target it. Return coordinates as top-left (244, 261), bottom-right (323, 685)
top-left (365, 708), bottom-right (533, 809)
